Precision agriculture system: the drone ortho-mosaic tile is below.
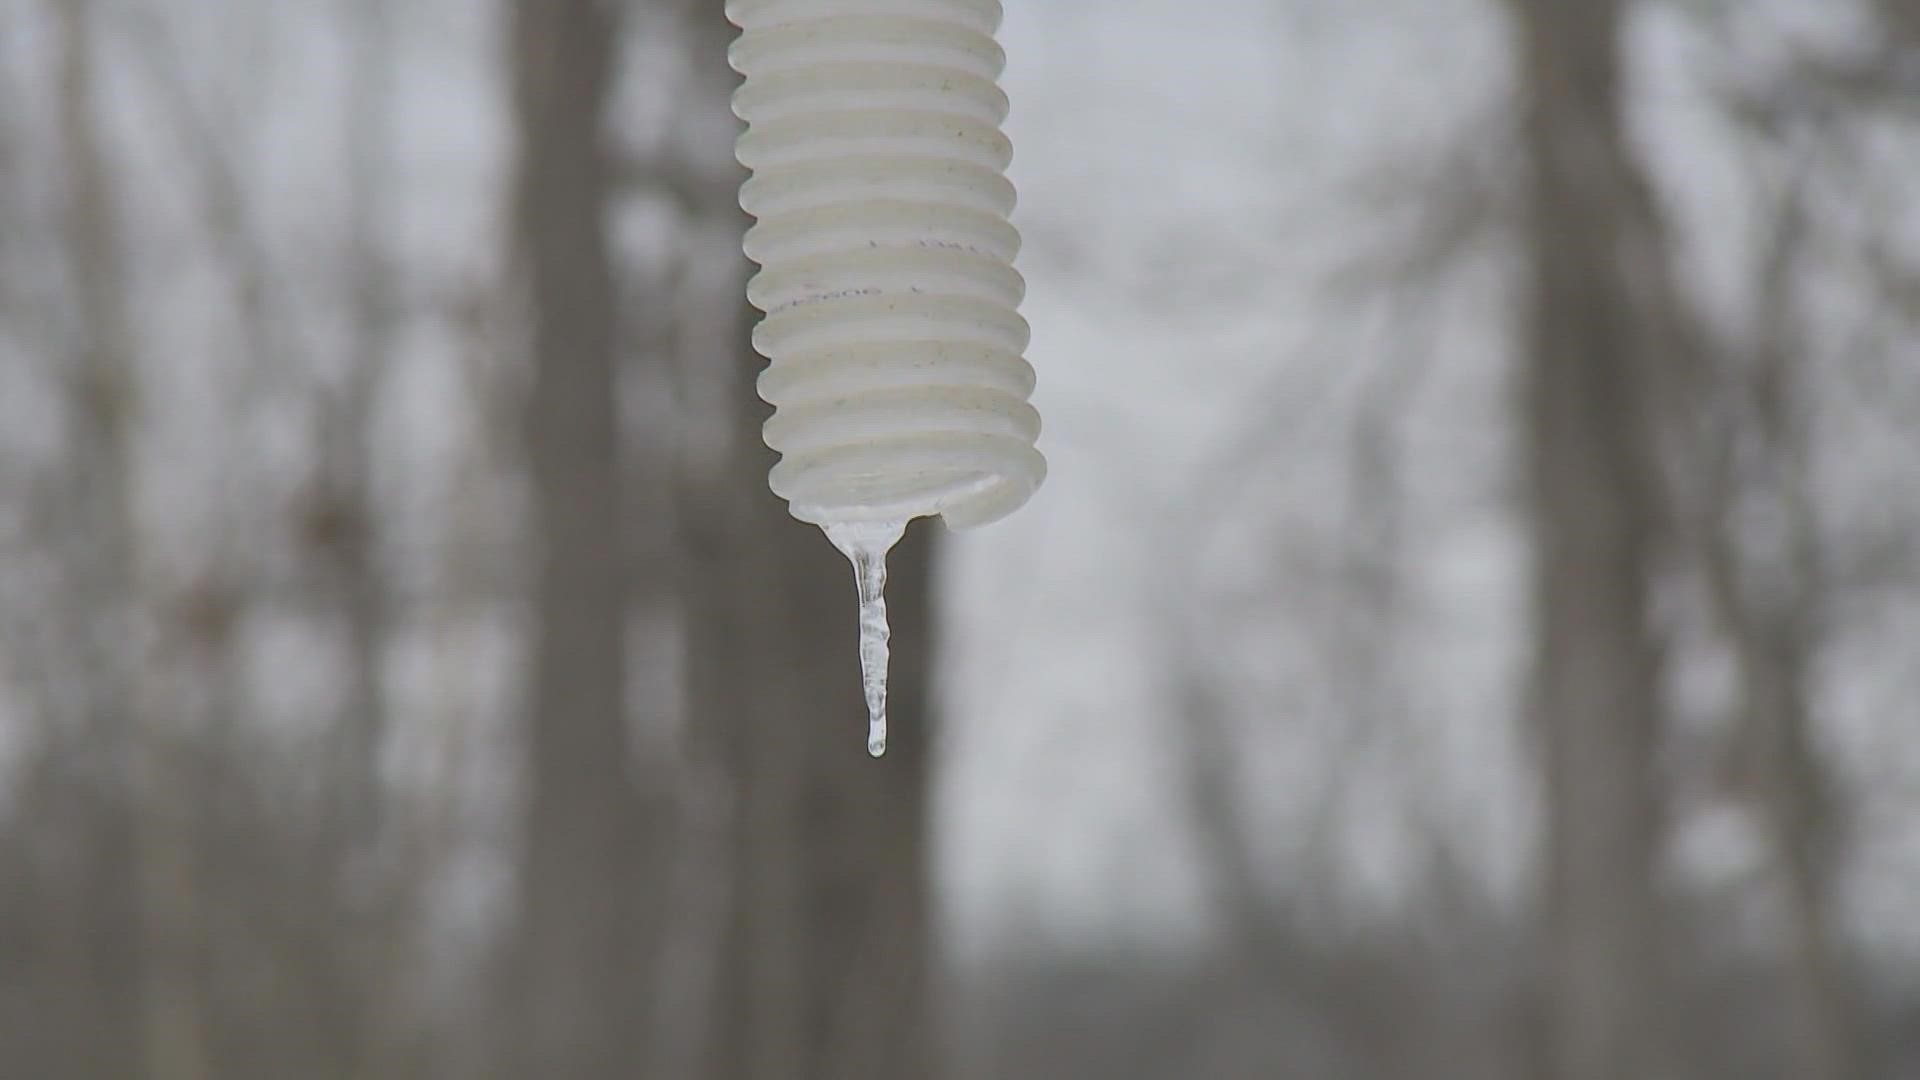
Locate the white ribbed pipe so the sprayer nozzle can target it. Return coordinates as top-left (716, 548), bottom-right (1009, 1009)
top-left (728, 0), bottom-right (1045, 530)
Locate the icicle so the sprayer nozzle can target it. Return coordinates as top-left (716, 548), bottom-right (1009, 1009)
top-left (824, 520), bottom-right (906, 756)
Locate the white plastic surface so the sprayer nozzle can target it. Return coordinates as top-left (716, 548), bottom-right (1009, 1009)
top-left (729, 0), bottom-right (1045, 530)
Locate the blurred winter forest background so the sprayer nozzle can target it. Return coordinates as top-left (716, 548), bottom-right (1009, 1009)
top-left (2, 0), bottom-right (1918, 1077)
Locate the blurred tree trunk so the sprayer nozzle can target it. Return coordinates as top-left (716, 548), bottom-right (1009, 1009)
top-left (1697, 172), bottom-right (1862, 1080)
top-left (318, 0), bottom-right (394, 855)
top-left (55, 2), bottom-right (212, 1077)
top-left (508, 0), bottom-right (660, 1074)
top-left (675, 5), bottom-right (940, 1078)
top-left (301, 0), bottom-right (397, 1071)
top-left (1506, 1), bottom-right (1678, 1078)
top-left (49, 1), bottom-right (144, 1071)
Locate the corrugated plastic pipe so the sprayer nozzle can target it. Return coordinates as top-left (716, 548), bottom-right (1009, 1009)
top-left (729, 0), bottom-right (1045, 755)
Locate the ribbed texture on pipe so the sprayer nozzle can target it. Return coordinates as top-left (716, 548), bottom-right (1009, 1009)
top-left (728, 0), bottom-right (1045, 528)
